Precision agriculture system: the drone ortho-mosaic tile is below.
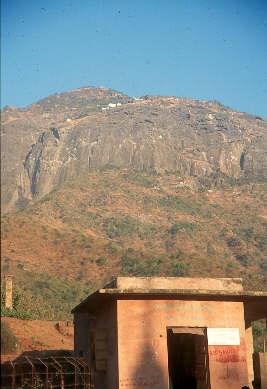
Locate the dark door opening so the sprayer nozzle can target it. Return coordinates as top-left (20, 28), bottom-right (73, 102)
top-left (167, 328), bottom-right (210, 389)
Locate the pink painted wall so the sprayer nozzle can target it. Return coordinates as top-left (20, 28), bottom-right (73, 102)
top-left (117, 299), bottom-right (249, 389)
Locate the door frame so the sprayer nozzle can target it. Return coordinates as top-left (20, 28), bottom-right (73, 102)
top-left (166, 326), bottom-right (211, 389)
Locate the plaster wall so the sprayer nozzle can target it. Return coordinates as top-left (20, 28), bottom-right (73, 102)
top-left (94, 301), bottom-right (118, 389)
top-left (259, 353), bottom-right (267, 388)
top-left (245, 325), bottom-right (254, 386)
top-left (74, 302), bottom-right (118, 389)
top-left (74, 311), bottom-right (91, 359)
top-left (117, 299), bottom-right (249, 389)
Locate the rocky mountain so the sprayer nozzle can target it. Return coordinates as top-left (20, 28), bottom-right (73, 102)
top-left (1, 87), bottom-right (131, 212)
top-left (1, 87), bottom-right (267, 319)
top-left (2, 87), bottom-right (266, 213)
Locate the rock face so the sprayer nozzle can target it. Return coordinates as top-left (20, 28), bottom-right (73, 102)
top-left (1, 87), bottom-right (131, 212)
top-left (1, 87), bottom-right (267, 212)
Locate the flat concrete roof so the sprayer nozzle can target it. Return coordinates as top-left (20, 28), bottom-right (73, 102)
top-left (108, 276), bottom-right (244, 291)
top-left (72, 277), bottom-right (267, 314)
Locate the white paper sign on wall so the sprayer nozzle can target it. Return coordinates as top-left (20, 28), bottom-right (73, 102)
top-left (207, 328), bottom-right (240, 345)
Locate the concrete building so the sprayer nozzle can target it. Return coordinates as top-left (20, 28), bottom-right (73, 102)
top-left (72, 277), bottom-right (267, 389)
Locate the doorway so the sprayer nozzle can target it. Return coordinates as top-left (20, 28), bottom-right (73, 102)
top-left (167, 327), bottom-right (210, 389)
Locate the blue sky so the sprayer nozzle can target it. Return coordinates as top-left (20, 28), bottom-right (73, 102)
top-left (1, 0), bottom-right (267, 116)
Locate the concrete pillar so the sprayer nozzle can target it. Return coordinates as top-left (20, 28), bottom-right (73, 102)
top-left (5, 275), bottom-right (13, 310)
top-left (259, 352), bottom-right (267, 388)
top-left (245, 323), bottom-right (254, 387)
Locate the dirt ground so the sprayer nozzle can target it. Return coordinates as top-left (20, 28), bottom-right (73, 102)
top-left (1, 317), bottom-right (74, 362)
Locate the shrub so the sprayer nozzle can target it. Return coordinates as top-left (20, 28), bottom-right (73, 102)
top-left (226, 237), bottom-right (241, 248)
top-left (105, 242), bottom-right (120, 255)
top-left (95, 257), bottom-right (107, 266)
top-left (169, 222), bottom-right (197, 236)
top-left (104, 216), bottom-right (138, 238)
top-left (129, 173), bottom-right (155, 188)
top-left (218, 228), bottom-right (228, 238)
top-left (252, 323), bottom-right (267, 352)
top-left (170, 250), bottom-right (184, 260)
top-left (121, 256), bottom-right (141, 275)
top-left (1, 321), bottom-right (19, 354)
top-left (226, 261), bottom-right (237, 271)
top-left (235, 254), bottom-right (251, 266)
top-left (159, 196), bottom-right (199, 215)
top-left (255, 234), bottom-right (267, 250)
top-left (121, 250), bottom-right (162, 276)
top-left (103, 216), bottom-right (155, 239)
top-left (238, 227), bottom-right (254, 241)
top-left (1, 273), bottom-right (94, 320)
top-left (171, 262), bottom-right (188, 276)
top-left (165, 239), bottom-right (176, 251)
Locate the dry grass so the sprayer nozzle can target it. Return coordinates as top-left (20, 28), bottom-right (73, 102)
top-left (1, 170), bottom-right (266, 318)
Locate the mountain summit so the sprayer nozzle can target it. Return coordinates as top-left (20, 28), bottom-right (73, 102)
top-left (1, 87), bottom-right (266, 213)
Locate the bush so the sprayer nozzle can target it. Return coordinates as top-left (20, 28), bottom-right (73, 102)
top-left (170, 250), bottom-right (184, 260)
top-left (235, 254), bottom-right (251, 266)
top-left (159, 196), bottom-right (199, 215)
top-left (95, 257), bottom-right (107, 266)
top-left (1, 273), bottom-right (94, 320)
top-left (226, 261), bottom-right (237, 271)
top-left (121, 255), bottom-right (141, 275)
top-left (171, 262), bottom-right (188, 276)
top-left (226, 237), bottom-right (241, 248)
top-left (129, 173), bottom-right (155, 188)
top-left (255, 234), bottom-right (267, 250)
top-left (169, 222), bottom-right (197, 236)
top-left (105, 242), bottom-right (120, 254)
top-left (252, 322), bottom-right (267, 352)
top-left (121, 249), bottom-right (163, 276)
top-left (103, 216), bottom-right (155, 239)
top-left (104, 216), bottom-right (138, 238)
top-left (238, 227), bottom-right (254, 241)
top-left (1, 321), bottom-right (19, 354)
top-left (218, 228), bottom-right (228, 238)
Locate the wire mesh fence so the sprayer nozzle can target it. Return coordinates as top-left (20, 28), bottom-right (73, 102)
top-left (1, 356), bottom-right (94, 388)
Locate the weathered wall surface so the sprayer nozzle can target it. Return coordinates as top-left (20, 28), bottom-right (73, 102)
top-left (94, 301), bottom-right (118, 389)
top-left (74, 311), bottom-right (91, 359)
top-left (253, 352), bottom-right (267, 387)
top-left (117, 299), bottom-right (249, 389)
top-left (114, 277), bottom-right (243, 291)
top-left (245, 325), bottom-right (254, 386)
top-left (74, 302), bottom-right (118, 389)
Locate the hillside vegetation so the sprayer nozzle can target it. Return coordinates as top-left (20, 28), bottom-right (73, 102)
top-left (1, 169), bottom-right (266, 319)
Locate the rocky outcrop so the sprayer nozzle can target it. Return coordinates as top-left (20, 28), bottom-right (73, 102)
top-left (1, 87), bottom-right (131, 212)
top-left (1, 88), bottom-right (267, 212)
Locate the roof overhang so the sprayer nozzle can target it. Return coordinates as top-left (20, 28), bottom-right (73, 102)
top-left (71, 288), bottom-right (267, 317)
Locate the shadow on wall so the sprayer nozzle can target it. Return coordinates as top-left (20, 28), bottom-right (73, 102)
top-left (130, 300), bottom-right (166, 389)
top-left (132, 343), bottom-right (165, 388)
